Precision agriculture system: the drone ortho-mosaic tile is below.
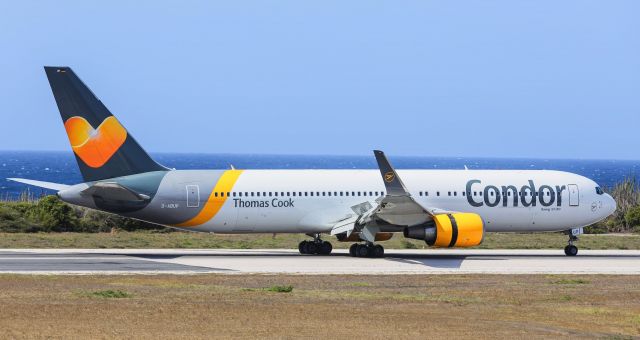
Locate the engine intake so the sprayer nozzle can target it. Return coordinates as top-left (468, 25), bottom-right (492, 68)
top-left (403, 213), bottom-right (484, 248)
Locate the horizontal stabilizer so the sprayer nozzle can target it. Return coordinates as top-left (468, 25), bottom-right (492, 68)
top-left (7, 178), bottom-right (70, 192)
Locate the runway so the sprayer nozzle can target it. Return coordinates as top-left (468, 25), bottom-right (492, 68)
top-left (0, 249), bottom-right (639, 274)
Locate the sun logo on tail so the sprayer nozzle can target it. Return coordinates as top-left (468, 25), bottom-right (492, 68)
top-left (64, 116), bottom-right (127, 168)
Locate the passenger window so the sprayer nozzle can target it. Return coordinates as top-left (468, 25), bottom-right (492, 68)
top-left (214, 192), bottom-right (218, 197)
top-left (419, 191), bottom-right (423, 196)
top-left (437, 192), bottom-right (440, 196)
top-left (448, 192), bottom-right (451, 196)
top-left (454, 192), bottom-right (457, 196)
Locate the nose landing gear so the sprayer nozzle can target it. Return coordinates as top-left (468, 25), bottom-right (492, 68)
top-left (564, 232), bottom-right (579, 256)
top-left (298, 234), bottom-right (332, 255)
top-left (349, 242), bottom-right (384, 258)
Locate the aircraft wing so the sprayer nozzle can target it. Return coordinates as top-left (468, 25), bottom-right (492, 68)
top-left (368, 150), bottom-right (434, 227)
top-left (7, 178), bottom-right (70, 192)
top-left (332, 150), bottom-right (451, 242)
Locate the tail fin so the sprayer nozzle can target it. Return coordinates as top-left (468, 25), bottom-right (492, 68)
top-left (44, 66), bottom-right (168, 182)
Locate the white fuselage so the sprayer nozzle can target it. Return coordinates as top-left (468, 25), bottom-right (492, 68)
top-left (173, 169), bottom-right (615, 234)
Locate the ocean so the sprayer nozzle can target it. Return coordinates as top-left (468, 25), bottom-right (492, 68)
top-left (1, 151), bottom-right (639, 199)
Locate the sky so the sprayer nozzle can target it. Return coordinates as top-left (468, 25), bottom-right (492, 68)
top-left (0, 1), bottom-right (638, 159)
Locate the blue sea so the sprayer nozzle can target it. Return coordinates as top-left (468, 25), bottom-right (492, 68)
top-left (1, 151), bottom-right (639, 199)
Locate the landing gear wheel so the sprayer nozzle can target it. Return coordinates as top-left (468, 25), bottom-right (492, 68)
top-left (372, 244), bottom-right (384, 258)
top-left (349, 243), bottom-right (358, 257)
top-left (298, 241), bottom-right (309, 254)
top-left (306, 242), bottom-right (318, 254)
top-left (564, 245), bottom-right (578, 256)
top-left (356, 244), bottom-right (370, 258)
top-left (320, 241), bottom-right (333, 255)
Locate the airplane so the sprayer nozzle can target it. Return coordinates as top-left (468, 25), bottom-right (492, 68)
top-left (8, 66), bottom-right (616, 257)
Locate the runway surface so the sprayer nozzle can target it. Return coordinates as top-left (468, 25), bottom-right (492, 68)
top-left (0, 249), bottom-right (639, 274)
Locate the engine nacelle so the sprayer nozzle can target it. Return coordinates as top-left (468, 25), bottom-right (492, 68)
top-left (403, 213), bottom-right (484, 248)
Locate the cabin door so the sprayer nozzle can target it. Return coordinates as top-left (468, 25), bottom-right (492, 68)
top-left (568, 184), bottom-right (579, 206)
top-left (186, 185), bottom-right (200, 208)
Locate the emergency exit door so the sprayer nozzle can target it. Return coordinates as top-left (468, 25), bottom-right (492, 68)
top-left (568, 184), bottom-right (579, 206)
top-left (186, 185), bottom-right (200, 208)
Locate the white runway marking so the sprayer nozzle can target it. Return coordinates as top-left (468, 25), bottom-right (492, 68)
top-left (0, 249), bottom-right (638, 275)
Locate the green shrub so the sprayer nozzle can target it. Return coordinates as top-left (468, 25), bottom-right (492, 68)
top-left (265, 285), bottom-right (293, 293)
top-left (625, 206), bottom-right (640, 232)
top-left (89, 290), bottom-right (132, 298)
top-left (32, 196), bottom-right (79, 232)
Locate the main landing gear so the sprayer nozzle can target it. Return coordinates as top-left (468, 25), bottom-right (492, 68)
top-left (349, 242), bottom-right (384, 258)
top-left (564, 233), bottom-right (579, 256)
top-left (298, 234), bottom-right (332, 255)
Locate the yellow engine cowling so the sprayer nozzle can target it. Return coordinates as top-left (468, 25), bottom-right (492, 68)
top-left (430, 213), bottom-right (484, 247)
top-left (403, 213), bottom-right (484, 247)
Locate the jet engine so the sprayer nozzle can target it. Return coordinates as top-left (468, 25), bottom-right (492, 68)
top-left (403, 213), bottom-right (484, 247)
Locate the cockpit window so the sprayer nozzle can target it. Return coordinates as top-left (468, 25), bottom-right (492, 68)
top-left (595, 187), bottom-right (604, 195)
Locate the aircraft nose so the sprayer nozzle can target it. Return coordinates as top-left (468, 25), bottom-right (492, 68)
top-left (605, 194), bottom-right (617, 216)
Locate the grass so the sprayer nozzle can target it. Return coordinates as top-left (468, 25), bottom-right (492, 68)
top-left (551, 278), bottom-right (590, 285)
top-left (265, 285), bottom-right (293, 293)
top-left (0, 274), bottom-right (637, 339)
top-left (89, 289), bottom-right (132, 299)
top-left (0, 231), bottom-right (639, 249)
top-left (243, 285), bottom-right (294, 293)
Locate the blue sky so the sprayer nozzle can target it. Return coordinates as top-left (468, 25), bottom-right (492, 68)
top-left (0, 1), bottom-right (638, 159)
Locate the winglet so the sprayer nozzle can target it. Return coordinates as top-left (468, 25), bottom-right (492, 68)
top-left (373, 150), bottom-right (409, 196)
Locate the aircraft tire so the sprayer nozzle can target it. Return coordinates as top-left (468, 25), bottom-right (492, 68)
top-left (320, 241), bottom-right (332, 255)
top-left (349, 243), bottom-right (358, 257)
top-left (307, 242), bottom-right (318, 254)
top-left (356, 244), bottom-right (370, 257)
top-left (299, 241), bottom-right (308, 254)
top-left (373, 244), bottom-right (384, 258)
top-left (564, 245), bottom-right (578, 256)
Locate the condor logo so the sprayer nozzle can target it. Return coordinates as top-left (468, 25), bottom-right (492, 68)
top-left (466, 179), bottom-right (566, 208)
top-left (64, 116), bottom-right (127, 168)
top-left (384, 172), bottom-right (395, 183)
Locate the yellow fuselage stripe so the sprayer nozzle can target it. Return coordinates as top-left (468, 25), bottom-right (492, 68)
top-left (174, 170), bottom-right (244, 227)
